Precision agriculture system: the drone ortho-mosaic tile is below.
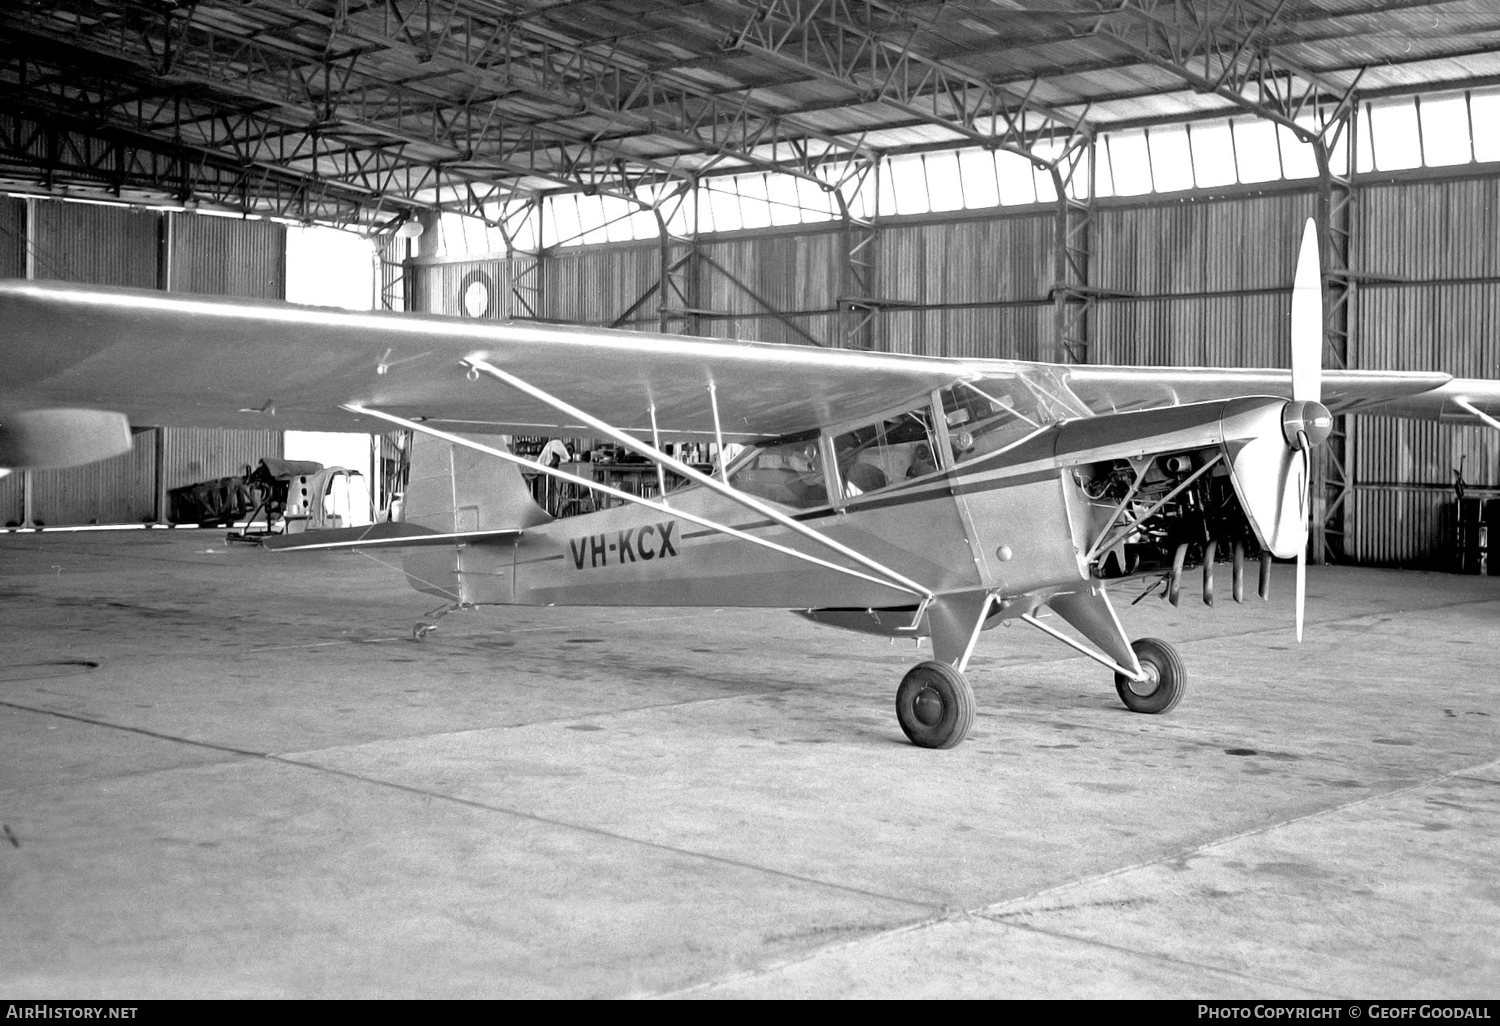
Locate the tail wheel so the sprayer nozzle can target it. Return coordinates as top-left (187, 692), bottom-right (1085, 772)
top-left (1114, 637), bottom-right (1187, 714)
top-left (895, 661), bottom-right (976, 749)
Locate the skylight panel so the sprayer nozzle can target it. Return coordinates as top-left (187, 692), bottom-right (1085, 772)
top-left (1093, 139), bottom-right (1115, 198)
top-left (736, 174), bottom-right (774, 230)
top-left (1278, 124), bottom-right (1318, 179)
top-left (876, 160), bottom-right (899, 218)
top-left (996, 150), bottom-right (1037, 205)
top-left (794, 176), bottom-right (835, 224)
top-left (1419, 94), bottom-right (1473, 167)
top-left (1356, 104), bottom-right (1375, 173)
top-left (547, 196), bottom-right (581, 248)
top-left (1189, 121), bottom-right (1237, 187)
top-left (600, 195), bottom-right (636, 243)
top-left (1107, 130), bottom-right (1153, 195)
top-left (957, 148), bottom-right (1000, 209)
top-left (1472, 90), bottom-right (1500, 162)
top-left (766, 173), bottom-right (802, 227)
top-left (1147, 125), bottom-right (1193, 192)
top-left (889, 154), bottom-right (931, 216)
top-left (925, 152), bottom-right (965, 212)
top-left (1369, 99), bottom-right (1423, 171)
top-left (706, 181), bottom-right (741, 233)
top-left (1228, 119), bottom-right (1280, 183)
top-left (576, 194), bottom-right (610, 245)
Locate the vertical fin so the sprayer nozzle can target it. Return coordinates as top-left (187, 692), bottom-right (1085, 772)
top-left (400, 432), bottom-right (550, 602)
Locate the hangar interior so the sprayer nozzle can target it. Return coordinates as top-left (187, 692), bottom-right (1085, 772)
top-left (2, 0), bottom-right (1499, 1000)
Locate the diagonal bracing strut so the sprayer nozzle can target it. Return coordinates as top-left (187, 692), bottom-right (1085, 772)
top-left (344, 403), bottom-right (930, 602)
top-left (458, 355), bottom-right (938, 607)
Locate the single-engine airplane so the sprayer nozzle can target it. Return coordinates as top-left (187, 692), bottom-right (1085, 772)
top-left (2, 221), bottom-right (1497, 749)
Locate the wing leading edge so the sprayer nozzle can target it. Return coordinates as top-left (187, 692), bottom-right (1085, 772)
top-left (0, 279), bottom-right (975, 443)
top-left (1, 280), bottom-right (1494, 457)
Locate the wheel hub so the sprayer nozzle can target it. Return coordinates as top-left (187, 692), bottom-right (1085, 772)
top-left (1126, 662), bottom-right (1161, 698)
top-left (913, 685), bottom-right (944, 726)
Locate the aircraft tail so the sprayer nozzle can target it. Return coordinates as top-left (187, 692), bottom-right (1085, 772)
top-left (400, 432), bottom-right (553, 602)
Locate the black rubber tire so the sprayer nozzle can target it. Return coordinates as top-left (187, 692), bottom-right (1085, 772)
top-left (895, 660), bottom-right (977, 749)
top-left (1114, 637), bottom-right (1187, 714)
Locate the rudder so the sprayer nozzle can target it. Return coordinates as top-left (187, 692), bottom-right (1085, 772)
top-left (400, 432), bottom-right (552, 602)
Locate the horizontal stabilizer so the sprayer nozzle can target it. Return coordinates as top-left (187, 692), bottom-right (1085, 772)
top-left (262, 522), bottom-right (521, 552)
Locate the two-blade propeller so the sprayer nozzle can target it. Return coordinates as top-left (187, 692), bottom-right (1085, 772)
top-left (1283, 219), bottom-right (1335, 641)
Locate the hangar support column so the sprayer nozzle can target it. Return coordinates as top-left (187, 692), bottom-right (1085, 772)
top-left (1311, 103), bottom-right (1358, 565)
top-left (654, 184), bottom-right (701, 337)
top-left (837, 156), bottom-right (881, 351)
top-left (1050, 132), bottom-right (1098, 366)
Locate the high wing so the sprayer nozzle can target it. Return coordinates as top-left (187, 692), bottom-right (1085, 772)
top-left (1062, 365), bottom-right (1500, 427)
top-left (1356, 377), bottom-right (1500, 429)
top-left (0, 279), bottom-right (971, 443)
top-left (1, 279), bottom-right (1496, 463)
top-left (1064, 365), bottom-right (1456, 417)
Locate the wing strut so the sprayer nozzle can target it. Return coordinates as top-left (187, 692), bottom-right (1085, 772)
top-left (457, 355), bottom-right (938, 606)
top-left (1454, 397), bottom-right (1500, 433)
top-left (345, 403), bottom-right (928, 601)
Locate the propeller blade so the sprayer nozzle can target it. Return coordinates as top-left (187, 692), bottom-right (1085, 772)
top-left (1296, 545), bottom-right (1307, 642)
top-left (1295, 441), bottom-right (1311, 642)
top-left (1291, 218), bottom-right (1322, 404)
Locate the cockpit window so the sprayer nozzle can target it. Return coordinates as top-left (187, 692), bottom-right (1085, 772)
top-left (941, 377), bottom-right (1073, 464)
top-left (832, 406), bottom-right (940, 499)
top-left (726, 436), bottom-right (828, 509)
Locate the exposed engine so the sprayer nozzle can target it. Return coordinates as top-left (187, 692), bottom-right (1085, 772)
top-left (1076, 447), bottom-right (1272, 606)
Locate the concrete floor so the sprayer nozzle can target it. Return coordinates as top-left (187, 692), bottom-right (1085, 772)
top-left (0, 530), bottom-right (1496, 999)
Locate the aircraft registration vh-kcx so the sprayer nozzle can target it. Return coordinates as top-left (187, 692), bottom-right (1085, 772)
top-left (2, 221), bottom-right (1498, 750)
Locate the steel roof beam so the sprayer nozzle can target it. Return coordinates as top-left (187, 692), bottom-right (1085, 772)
top-left (1089, 0), bottom-right (1364, 143)
top-left (732, 0), bottom-right (1094, 170)
top-left (0, 3), bottom-right (685, 207)
top-left (0, 102), bottom-right (389, 226)
top-left (242, 0), bottom-right (877, 187)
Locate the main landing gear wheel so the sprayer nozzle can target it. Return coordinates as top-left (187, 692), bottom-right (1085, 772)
top-left (896, 661), bottom-right (976, 749)
top-left (1114, 637), bottom-right (1187, 714)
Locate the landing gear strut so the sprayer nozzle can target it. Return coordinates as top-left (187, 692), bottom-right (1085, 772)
top-left (895, 661), bottom-right (976, 749)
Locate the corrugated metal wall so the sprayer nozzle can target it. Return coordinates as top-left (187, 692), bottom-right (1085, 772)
top-left (1349, 176), bottom-right (1500, 566)
top-left (413, 257), bottom-right (519, 319)
top-left (25, 202), bottom-right (161, 524)
top-left (160, 212), bottom-right (288, 506)
top-left (0, 198), bottom-right (26, 525)
top-left (548, 243), bottom-right (660, 327)
top-left (170, 213), bottom-right (285, 298)
top-left (28, 430), bottom-right (158, 526)
top-left (0, 197), bottom-right (24, 277)
top-left (6, 201), bottom-right (287, 526)
top-left (406, 169), bottom-right (1499, 570)
top-left (31, 200), bottom-right (160, 288)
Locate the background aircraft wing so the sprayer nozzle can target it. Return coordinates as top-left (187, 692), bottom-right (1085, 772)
top-left (0, 280), bottom-right (977, 443)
